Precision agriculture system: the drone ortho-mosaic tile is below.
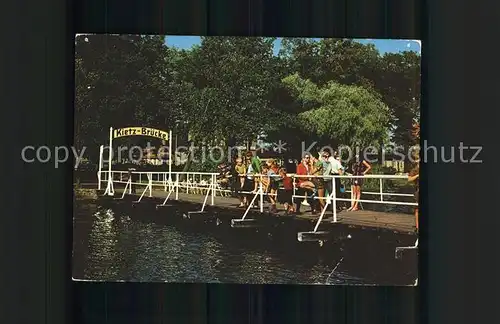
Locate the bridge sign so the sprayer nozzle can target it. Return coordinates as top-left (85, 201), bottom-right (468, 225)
top-left (102, 126), bottom-right (173, 196)
top-left (113, 127), bottom-right (169, 141)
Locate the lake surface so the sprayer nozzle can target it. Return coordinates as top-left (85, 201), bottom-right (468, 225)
top-left (72, 199), bottom-right (417, 285)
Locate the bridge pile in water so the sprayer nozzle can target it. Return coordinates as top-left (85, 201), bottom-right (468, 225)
top-left (95, 169), bottom-right (418, 258)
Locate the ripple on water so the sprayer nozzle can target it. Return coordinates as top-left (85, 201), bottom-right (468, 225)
top-left (73, 202), bottom-right (410, 284)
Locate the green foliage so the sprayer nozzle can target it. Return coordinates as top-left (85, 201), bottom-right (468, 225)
top-left (359, 164), bottom-right (399, 193)
top-left (282, 74), bottom-right (390, 148)
top-left (189, 160), bottom-right (220, 173)
top-left (75, 36), bottom-right (421, 168)
top-left (376, 52), bottom-right (421, 145)
top-left (75, 35), bottom-right (177, 160)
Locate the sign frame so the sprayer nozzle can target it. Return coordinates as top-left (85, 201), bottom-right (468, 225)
top-left (104, 126), bottom-right (173, 196)
top-left (113, 127), bottom-right (169, 141)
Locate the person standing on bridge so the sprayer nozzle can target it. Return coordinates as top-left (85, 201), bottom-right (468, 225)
top-left (295, 154), bottom-right (318, 215)
top-left (244, 151), bottom-right (260, 208)
top-left (348, 155), bottom-right (371, 211)
top-left (277, 167), bottom-right (295, 214)
top-left (266, 159), bottom-right (280, 213)
top-left (408, 153), bottom-right (420, 231)
top-left (246, 150), bottom-right (262, 193)
top-left (260, 164), bottom-right (277, 213)
top-left (234, 157), bottom-right (247, 207)
top-left (216, 162), bottom-right (231, 194)
top-left (321, 151), bottom-right (333, 206)
top-left (311, 153), bottom-right (326, 209)
top-left (331, 151), bottom-right (347, 210)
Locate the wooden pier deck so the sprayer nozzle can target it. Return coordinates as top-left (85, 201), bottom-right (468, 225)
top-left (93, 186), bottom-right (417, 234)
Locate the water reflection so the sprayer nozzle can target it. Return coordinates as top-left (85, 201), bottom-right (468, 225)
top-left (73, 201), bottom-right (415, 285)
top-left (87, 208), bottom-right (121, 279)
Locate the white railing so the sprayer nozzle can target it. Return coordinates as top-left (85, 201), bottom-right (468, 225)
top-left (292, 174), bottom-right (417, 234)
top-left (229, 173), bottom-right (417, 228)
top-left (99, 170), bottom-right (217, 210)
top-left (97, 169), bottom-right (418, 242)
top-left (98, 171), bottom-right (417, 200)
top-left (98, 170), bottom-right (416, 217)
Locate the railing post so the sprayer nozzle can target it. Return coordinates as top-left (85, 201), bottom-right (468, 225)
top-left (121, 179), bottom-right (131, 199)
top-left (136, 184), bottom-right (149, 203)
top-left (241, 188), bottom-right (261, 220)
top-left (129, 174), bottom-right (132, 194)
top-left (330, 176), bottom-right (334, 213)
top-left (200, 180), bottom-right (212, 212)
top-left (103, 172), bottom-right (108, 195)
top-left (97, 145), bottom-right (103, 190)
top-left (350, 179), bottom-right (354, 206)
top-left (314, 193), bottom-right (330, 232)
top-left (175, 173), bottom-right (179, 200)
top-left (379, 178), bottom-right (383, 201)
top-left (148, 172), bottom-right (152, 197)
top-left (106, 171), bottom-right (115, 196)
top-left (211, 174), bottom-right (215, 205)
top-left (259, 175), bottom-right (264, 213)
top-left (332, 176), bottom-right (337, 223)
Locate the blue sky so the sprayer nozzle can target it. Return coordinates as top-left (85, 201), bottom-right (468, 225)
top-left (164, 36), bottom-right (421, 55)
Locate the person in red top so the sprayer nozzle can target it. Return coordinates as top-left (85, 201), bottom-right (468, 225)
top-left (295, 154), bottom-right (318, 214)
top-left (296, 155), bottom-right (315, 190)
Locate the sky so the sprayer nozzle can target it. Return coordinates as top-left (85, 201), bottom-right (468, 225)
top-left (164, 36), bottom-right (421, 55)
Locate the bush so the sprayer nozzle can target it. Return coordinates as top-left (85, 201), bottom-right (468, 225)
top-left (190, 160), bottom-right (219, 173)
top-left (359, 164), bottom-right (398, 192)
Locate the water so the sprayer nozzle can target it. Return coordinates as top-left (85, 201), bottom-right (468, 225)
top-left (72, 199), bottom-right (417, 285)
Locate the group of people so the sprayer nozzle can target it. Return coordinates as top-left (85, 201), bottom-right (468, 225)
top-left (293, 150), bottom-right (372, 214)
top-left (217, 149), bottom-right (374, 216)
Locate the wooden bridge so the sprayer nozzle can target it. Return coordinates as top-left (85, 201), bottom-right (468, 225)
top-left (101, 184), bottom-right (417, 234)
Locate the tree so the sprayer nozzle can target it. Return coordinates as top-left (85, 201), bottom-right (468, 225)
top-left (315, 39), bottom-right (381, 89)
top-left (282, 73), bottom-right (391, 149)
top-left (279, 38), bottom-right (320, 82)
top-left (375, 51), bottom-right (421, 147)
top-left (174, 37), bottom-right (279, 147)
top-left (278, 38), bottom-right (419, 149)
top-left (75, 34), bottom-right (176, 160)
top-left (75, 36), bottom-right (420, 166)
top-left (411, 122), bottom-right (420, 146)
top-left (279, 39), bottom-right (382, 89)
